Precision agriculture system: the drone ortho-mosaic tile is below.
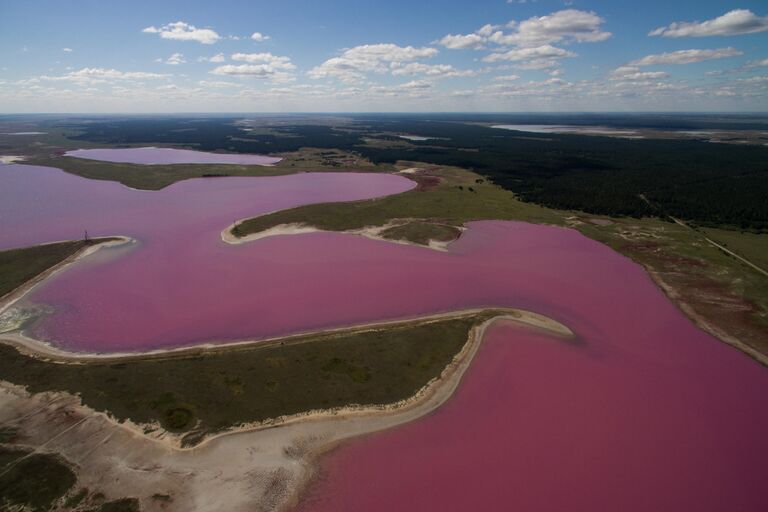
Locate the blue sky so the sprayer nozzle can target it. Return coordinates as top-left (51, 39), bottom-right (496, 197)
top-left (1, 0), bottom-right (767, 112)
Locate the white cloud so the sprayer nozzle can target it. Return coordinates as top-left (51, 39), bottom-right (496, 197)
top-left (62, 48), bottom-right (73, 53)
top-left (38, 67), bottom-right (170, 84)
top-left (493, 74), bottom-right (521, 81)
top-left (496, 9), bottom-right (611, 46)
top-left (438, 9), bottom-right (609, 50)
top-left (390, 62), bottom-right (475, 78)
top-left (610, 66), bottom-right (669, 81)
top-left (308, 43), bottom-right (439, 82)
top-left (745, 58), bottom-right (768, 68)
top-left (142, 21), bottom-right (220, 44)
top-left (437, 33), bottom-right (485, 50)
top-left (630, 47), bottom-right (743, 66)
top-left (512, 58), bottom-right (561, 70)
top-left (483, 44), bottom-right (575, 62)
top-left (210, 65), bottom-right (278, 77)
top-left (250, 32), bottom-right (270, 42)
top-left (199, 53), bottom-right (226, 63)
top-left (230, 52), bottom-right (294, 68)
top-left (198, 80), bottom-right (244, 88)
top-left (162, 53), bottom-right (186, 65)
top-left (650, 9), bottom-right (768, 38)
top-left (210, 53), bottom-right (295, 80)
top-left (399, 79), bottom-right (432, 90)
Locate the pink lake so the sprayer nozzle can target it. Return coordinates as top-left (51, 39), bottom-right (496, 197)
top-left (2, 163), bottom-right (767, 510)
top-left (65, 147), bottom-right (282, 165)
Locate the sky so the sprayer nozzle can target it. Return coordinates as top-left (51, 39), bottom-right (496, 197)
top-left (0, 0), bottom-right (767, 113)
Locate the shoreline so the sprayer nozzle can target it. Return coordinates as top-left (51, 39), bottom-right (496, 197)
top-left (0, 312), bottom-right (572, 511)
top-left (0, 236), bottom-right (134, 322)
top-left (221, 218), bottom-right (457, 252)
top-left (0, 304), bottom-right (567, 362)
top-left (647, 269), bottom-right (768, 367)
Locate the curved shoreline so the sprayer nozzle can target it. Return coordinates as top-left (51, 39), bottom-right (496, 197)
top-left (0, 305), bottom-right (569, 362)
top-left (222, 218), bottom-right (457, 252)
top-left (0, 312), bottom-right (572, 512)
top-left (0, 236), bottom-right (134, 321)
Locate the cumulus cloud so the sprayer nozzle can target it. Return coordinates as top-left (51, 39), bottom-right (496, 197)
top-left (437, 33), bottom-right (485, 50)
top-left (483, 44), bottom-right (575, 62)
top-left (493, 74), bottom-right (521, 81)
top-left (495, 9), bottom-right (611, 46)
top-left (198, 80), bottom-right (244, 88)
top-left (210, 52), bottom-right (295, 80)
top-left (142, 21), bottom-right (220, 44)
top-left (250, 32), bottom-right (270, 42)
top-left (199, 53), bottom-right (226, 63)
top-left (308, 43), bottom-right (439, 82)
top-left (630, 47), bottom-right (743, 66)
top-left (390, 62), bottom-right (475, 78)
top-left (210, 65), bottom-right (279, 77)
top-left (399, 79), bottom-right (432, 90)
top-left (437, 10), bottom-right (608, 72)
top-left (161, 53), bottom-right (186, 65)
top-left (745, 58), bottom-right (768, 68)
top-left (230, 52), bottom-right (294, 67)
top-left (438, 10), bottom-right (609, 51)
top-left (38, 67), bottom-right (170, 84)
top-left (610, 66), bottom-right (669, 81)
top-left (650, 9), bottom-right (768, 38)
top-left (62, 48), bottom-right (73, 53)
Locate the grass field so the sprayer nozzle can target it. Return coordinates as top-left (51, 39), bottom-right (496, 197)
top-left (0, 446), bottom-right (76, 512)
top-left (24, 148), bottom-right (391, 190)
top-left (0, 239), bottom-right (116, 298)
top-left (0, 314), bottom-right (487, 444)
top-left (235, 163), bottom-right (563, 240)
top-left (232, 163), bottom-right (768, 361)
top-left (701, 228), bottom-right (768, 272)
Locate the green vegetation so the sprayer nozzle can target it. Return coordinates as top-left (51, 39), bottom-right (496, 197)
top-left (24, 146), bottom-right (388, 191)
top-left (0, 239), bottom-right (115, 298)
top-left (0, 315), bottom-right (486, 443)
top-left (380, 221), bottom-right (461, 246)
top-left (64, 488), bottom-right (89, 508)
top-left (230, 162), bottom-right (768, 360)
top-left (57, 115), bottom-right (768, 230)
top-left (25, 155), bottom-right (294, 190)
top-left (0, 447), bottom-right (77, 512)
top-left (701, 228), bottom-right (768, 272)
top-left (577, 216), bottom-right (768, 356)
top-left (236, 164), bottom-right (563, 239)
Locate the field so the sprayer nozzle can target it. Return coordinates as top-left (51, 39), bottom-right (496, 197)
top-left (0, 314), bottom-right (485, 443)
top-left (1, 114), bottom-right (767, 511)
top-left (233, 162), bottom-right (768, 361)
top-left (0, 239), bottom-right (115, 298)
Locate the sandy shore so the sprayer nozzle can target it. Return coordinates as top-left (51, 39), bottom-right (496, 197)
top-left (0, 311), bottom-right (571, 511)
top-left (0, 237), bottom-right (133, 324)
top-left (0, 304), bottom-right (567, 361)
top-left (0, 155), bottom-right (26, 164)
top-left (221, 218), bottom-right (459, 252)
top-left (647, 269), bottom-right (768, 367)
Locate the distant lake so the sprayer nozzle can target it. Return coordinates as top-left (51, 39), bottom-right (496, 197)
top-left (66, 147), bottom-right (282, 166)
top-left (492, 124), bottom-right (640, 136)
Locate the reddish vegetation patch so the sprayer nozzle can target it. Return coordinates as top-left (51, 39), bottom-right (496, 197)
top-left (621, 239), bottom-right (766, 356)
top-left (624, 241), bottom-right (705, 268)
top-left (660, 268), bottom-right (766, 355)
top-left (411, 175), bottom-right (441, 191)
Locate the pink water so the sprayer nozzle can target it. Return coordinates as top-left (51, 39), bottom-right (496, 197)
top-left (2, 163), bottom-right (767, 510)
top-left (300, 322), bottom-right (768, 512)
top-left (65, 147), bottom-right (282, 165)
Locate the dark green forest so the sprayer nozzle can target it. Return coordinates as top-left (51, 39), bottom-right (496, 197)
top-left (64, 115), bottom-right (768, 230)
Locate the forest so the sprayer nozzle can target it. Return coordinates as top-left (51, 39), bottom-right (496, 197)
top-left (65, 114), bottom-right (768, 231)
